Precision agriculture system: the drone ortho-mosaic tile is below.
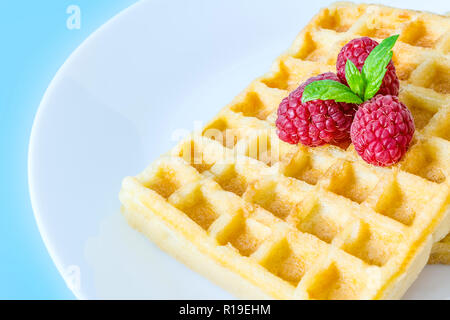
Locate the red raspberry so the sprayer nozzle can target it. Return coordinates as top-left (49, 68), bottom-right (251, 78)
top-left (336, 37), bottom-right (399, 96)
top-left (276, 73), bottom-right (357, 146)
top-left (350, 95), bottom-right (415, 167)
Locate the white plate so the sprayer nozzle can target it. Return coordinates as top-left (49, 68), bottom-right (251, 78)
top-left (29, 0), bottom-right (450, 299)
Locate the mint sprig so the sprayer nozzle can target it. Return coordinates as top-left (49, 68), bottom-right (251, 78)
top-left (302, 80), bottom-right (363, 104)
top-left (345, 59), bottom-right (365, 99)
top-left (301, 35), bottom-right (399, 104)
top-left (361, 35), bottom-right (398, 100)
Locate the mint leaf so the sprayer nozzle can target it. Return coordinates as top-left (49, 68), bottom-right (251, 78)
top-left (345, 59), bottom-right (365, 99)
top-left (302, 80), bottom-right (363, 104)
top-left (362, 34), bottom-right (399, 100)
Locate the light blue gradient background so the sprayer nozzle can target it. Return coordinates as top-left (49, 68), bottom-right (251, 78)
top-left (0, 0), bottom-right (137, 299)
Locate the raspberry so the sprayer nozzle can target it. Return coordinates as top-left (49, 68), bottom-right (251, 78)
top-left (350, 95), bottom-right (415, 167)
top-left (336, 37), bottom-right (399, 96)
top-left (276, 73), bottom-right (357, 146)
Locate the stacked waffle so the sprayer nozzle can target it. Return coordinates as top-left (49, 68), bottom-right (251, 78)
top-left (120, 2), bottom-right (450, 299)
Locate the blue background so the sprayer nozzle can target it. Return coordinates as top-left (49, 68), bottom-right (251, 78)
top-left (0, 0), bottom-right (137, 299)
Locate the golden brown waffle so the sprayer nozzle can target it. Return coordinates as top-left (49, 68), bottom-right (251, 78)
top-left (120, 2), bottom-right (450, 299)
top-left (430, 234), bottom-right (450, 264)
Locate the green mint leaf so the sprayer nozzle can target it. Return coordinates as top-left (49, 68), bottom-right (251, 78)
top-left (362, 34), bottom-right (399, 101)
top-left (345, 59), bottom-right (365, 99)
top-left (302, 80), bottom-right (363, 104)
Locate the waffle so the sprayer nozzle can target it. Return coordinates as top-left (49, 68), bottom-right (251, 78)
top-left (430, 234), bottom-right (450, 264)
top-left (120, 2), bottom-right (450, 299)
